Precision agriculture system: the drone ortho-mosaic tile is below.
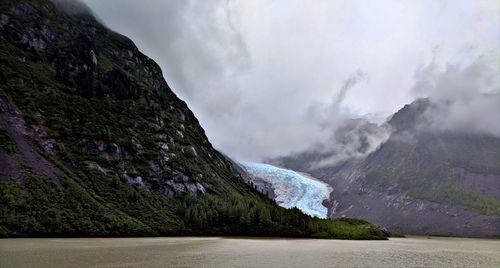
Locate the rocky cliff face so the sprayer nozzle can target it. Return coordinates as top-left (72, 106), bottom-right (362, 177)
top-left (0, 0), bottom-right (248, 198)
top-left (273, 99), bottom-right (500, 238)
top-left (0, 0), bottom-right (249, 236)
top-left (0, 0), bottom-right (386, 239)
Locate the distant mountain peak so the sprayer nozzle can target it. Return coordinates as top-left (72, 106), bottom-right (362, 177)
top-left (270, 98), bottom-right (500, 238)
top-left (387, 98), bottom-right (431, 132)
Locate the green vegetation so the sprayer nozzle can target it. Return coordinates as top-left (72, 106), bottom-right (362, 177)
top-left (173, 194), bottom-right (385, 239)
top-left (0, 128), bottom-right (16, 154)
top-left (0, 175), bottom-right (170, 237)
top-left (409, 183), bottom-right (500, 216)
top-left (0, 0), bottom-right (387, 239)
top-left (0, 176), bottom-right (384, 239)
top-left (366, 169), bottom-right (500, 216)
top-left (364, 133), bottom-right (500, 216)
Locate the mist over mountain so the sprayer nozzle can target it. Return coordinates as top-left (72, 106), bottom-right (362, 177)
top-left (270, 118), bottom-right (391, 171)
top-left (0, 0), bottom-right (386, 239)
top-left (271, 96), bottom-right (500, 237)
top-left (1, 0), bottom-right (498, 240)
top-left (76, 0), bottom-right (499, 237)
top-left (271, 48), bottom-right (499, 165)
top-left (81, 0), bottom-right (499, 161)
top-left (267, 55), bottom-right (500, 236)
top-left (2, 2), bottom-right (500, 268)
top-left (411, 55), bottom-right (500, 137)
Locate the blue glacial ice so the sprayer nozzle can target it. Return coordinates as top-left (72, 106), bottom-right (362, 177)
top-left (240, 162), bottom-right (332, 219)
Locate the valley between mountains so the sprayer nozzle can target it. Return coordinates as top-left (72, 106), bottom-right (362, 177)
top-left (1, 0), bottom-right (499, 240)
top-left (0, 0), bottom-right (386, 240)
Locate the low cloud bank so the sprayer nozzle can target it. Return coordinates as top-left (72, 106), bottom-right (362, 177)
top-left (413, 54), bottom-right (500, 137)
top-left (307, 119), bottom-right (391, 169)
top-left (272, 53), bottom-right (500, 169)
top-left (79, 0), bottom-right (499, 161)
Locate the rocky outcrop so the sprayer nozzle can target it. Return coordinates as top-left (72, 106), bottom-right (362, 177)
top-left (0, 0), bottom-right (248, 235)
top-left (0, 98), bottom-right (60, 185)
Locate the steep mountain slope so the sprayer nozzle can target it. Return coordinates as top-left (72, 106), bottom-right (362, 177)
top-left (0, 0), bottom-right (387, 239)
top-left (272, 99), bottom-right (500, 237)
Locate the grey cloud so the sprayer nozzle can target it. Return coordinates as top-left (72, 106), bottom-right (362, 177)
top-left (412, 55), bottom-right (500, 137)
top-left (309, 119), bottom-right (392, 169)
top-left (280, 73), bottom-right (391, 169)
top-left (306, 70), bottom-right (368, 133)
top-left (335, 70), bottom-right (368, 107)
top-left (81, 0), bottom-right (499, 161)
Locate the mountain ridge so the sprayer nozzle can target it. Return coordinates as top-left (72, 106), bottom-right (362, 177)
top-left (0, 0), bottom-right (387, 239)
top-left (268, 98), bottom-right (500, 238)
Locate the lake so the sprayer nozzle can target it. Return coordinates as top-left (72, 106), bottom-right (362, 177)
top-left (1, 236), bottom-right (499, 267)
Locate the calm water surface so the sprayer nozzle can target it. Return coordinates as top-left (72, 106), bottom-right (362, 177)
top-left (1, 236), bottom-right (499, 267)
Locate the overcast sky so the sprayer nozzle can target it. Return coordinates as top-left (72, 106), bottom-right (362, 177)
top-left (82, 0), bottom-right (499, 161)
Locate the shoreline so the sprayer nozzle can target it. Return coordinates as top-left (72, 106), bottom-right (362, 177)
top-left (1, 235), bottom-right (498, 241)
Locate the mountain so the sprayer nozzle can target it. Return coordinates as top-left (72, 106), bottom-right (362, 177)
top-left (270, 99), bottom-right (500, 238)
top-left (0, 0), bottom-right (387, 239)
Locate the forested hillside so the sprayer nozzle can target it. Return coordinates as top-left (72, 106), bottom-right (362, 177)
top-left (0, 0), bottom-right (386, 239)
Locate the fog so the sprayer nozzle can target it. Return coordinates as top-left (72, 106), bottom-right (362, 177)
top-left (80, 0), bottom-right (499, 161)
top-left (413, 53), bottom-right (500, 136)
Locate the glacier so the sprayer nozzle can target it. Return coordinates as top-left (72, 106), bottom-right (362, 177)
top-left (240, 162), bottom-right (332, 219)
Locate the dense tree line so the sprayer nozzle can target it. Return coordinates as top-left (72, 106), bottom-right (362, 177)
top-left (172, 194), bottom-right (386, 239)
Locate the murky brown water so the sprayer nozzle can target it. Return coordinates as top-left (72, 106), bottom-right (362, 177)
top-left (1, 236), bottom-right (499, 267)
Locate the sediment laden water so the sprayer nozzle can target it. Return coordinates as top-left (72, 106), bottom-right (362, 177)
top-left (1, 237), bottom-right (499, 268)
